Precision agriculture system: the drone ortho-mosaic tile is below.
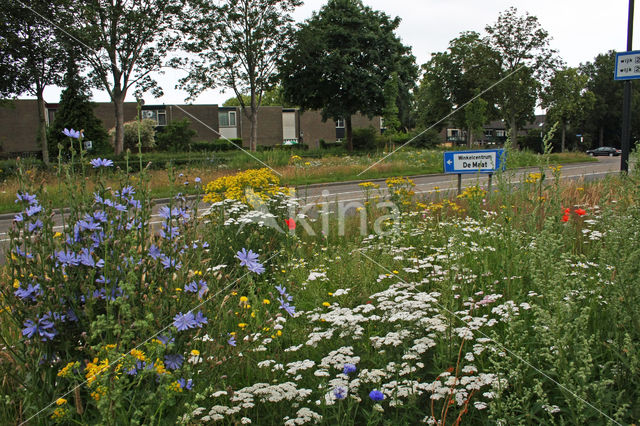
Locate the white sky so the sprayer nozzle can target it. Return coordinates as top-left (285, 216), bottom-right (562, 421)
top-left (40, 0), bottom-right (639, 106)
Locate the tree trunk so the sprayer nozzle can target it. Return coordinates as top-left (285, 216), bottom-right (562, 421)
top-left (561, 123), bottom-right (566, 152)
top-left (345, 116), bottom-right (353, 152)
top-left (599, 126), bottom-right (604, 147)
top-left (250, 107), bottom-right (258, 152)
top-left (113, 96), bottom-right (125, 155)
top-left (36, 88), bottom-right (49, 165)
top-left (510, 118), bottom-right (518, 149)
top-left (466, 127), bottom-right (473, 148)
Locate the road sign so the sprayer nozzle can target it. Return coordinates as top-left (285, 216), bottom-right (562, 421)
top-left (443, 149), bottom-right (505, 174)
top-left (614, 51), bottom-right (640, 80)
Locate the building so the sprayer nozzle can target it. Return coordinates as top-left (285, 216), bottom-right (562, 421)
top-left (441, 114), bottom-right (546, 147)
top-left (0, 100), bottom-right (381, 156)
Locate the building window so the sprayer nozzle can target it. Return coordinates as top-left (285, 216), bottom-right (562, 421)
top-left (484, 130), bottom-right (493, 138)
top-left (495, 130), bottom-right (506, 138)
top-left (142, 109), bottom-right (167, 126)
top-left (335, 118), bottom-right (345, 128)
top-left (219, 111), bottom-right (236, 127)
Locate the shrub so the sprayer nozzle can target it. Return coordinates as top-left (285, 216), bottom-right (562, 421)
top-left (409, 128), bottom-right (442, 148)
top-left (155, 119), bottom-right (197, 151)
top-left (352, 126), bottom-right (378, 150)
top-left (189, 139), bottom-right (242, 152)
top-left (110, 119), bottom-right (156, 152)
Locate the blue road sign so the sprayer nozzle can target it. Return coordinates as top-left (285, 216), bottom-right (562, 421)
top-left (614, 51), bottom-right (640, 80)
top-left (443, 149), bottom-right (505, 174)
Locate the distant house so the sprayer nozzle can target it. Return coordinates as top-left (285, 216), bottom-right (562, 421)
top-left (441, 114), bottom-right (546, 147)
top-left (0, 99), bottom-right (382, 156)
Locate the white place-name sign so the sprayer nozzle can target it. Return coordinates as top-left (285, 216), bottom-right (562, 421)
top-left (452, 152), bottom-right (497, 171)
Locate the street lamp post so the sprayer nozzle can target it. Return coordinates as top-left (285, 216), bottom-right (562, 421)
top-left (621, 0), bottom-right (635, 172)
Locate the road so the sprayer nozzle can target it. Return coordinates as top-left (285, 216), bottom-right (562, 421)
top-left (0, 156), bottom-right (622, 260)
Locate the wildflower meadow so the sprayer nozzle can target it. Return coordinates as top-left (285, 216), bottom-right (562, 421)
top-left (1, 131), bottom-right (639, 425)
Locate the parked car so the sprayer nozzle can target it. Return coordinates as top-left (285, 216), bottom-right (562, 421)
top-left (586, 146), bottom-right (622, 156)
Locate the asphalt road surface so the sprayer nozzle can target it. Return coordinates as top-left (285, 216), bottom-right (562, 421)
top-left (0, 156), bottom-right (623, 262)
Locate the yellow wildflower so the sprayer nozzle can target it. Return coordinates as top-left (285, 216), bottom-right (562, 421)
top-left (56, 398), bottom-right (67, 406)
top-left (51, 408), bottom-right (66, 419)
top-left (130, 349), bottom-right (146, 361)
top-left (263, 299), bottom-right (270, 305)
top-left (238, 323), bottom-right (247, 329)
top-left (169, 381), bottom-right (182, 392)
top-left (57, 361), bottom-right (78, 378)
top-left (239, 296), bottom-right (248, 303)
top-left (13, 279), bottom-right (20, 289)
top-left (191, 349), bottom-right (200, 356)
top-left (54, 232), bottom-right (63, 238)
top-left (322, 302), bottom-right (330, 307)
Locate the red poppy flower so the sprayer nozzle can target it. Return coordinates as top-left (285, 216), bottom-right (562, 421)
top-left (562, 214), bottom-right (570, 222)
top-left (285, 218), bottom-right (296, 230)
top-left (575, 208), bottom-right (586, 216)
top-left (563, 208), bottom-right (570, 214)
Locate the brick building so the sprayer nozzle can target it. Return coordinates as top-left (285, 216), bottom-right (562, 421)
top-left (0, 99), bottom-right (381, 156)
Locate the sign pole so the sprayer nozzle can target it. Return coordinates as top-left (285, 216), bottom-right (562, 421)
top-left (622, 0), bottom-right (635, 173)
top-left (457, 174), bottom-right (462, 195)
top-left (488, 173), bottom-right (493, 193)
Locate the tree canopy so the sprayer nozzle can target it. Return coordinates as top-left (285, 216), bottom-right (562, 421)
top-left (280, 0), bottom-right (415, 151)
top-left (485, 7), bottom-right (560, 143)
top-left (179, 0), bottom-right (301, 151)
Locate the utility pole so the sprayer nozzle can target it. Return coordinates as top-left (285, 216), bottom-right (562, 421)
top-left (621, 0), bottom-right (635, 172)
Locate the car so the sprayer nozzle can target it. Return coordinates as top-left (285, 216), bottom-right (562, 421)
top-left (586, 146), bottom-right (622, 157)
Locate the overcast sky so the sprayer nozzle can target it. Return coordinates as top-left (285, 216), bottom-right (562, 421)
top-left (41, 0), bottom-right (639, 106)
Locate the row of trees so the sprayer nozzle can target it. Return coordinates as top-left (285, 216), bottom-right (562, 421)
top-left (1, 1), bottom-right (636, 159)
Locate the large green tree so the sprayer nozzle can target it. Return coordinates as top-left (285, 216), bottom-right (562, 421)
top-left (485, 7), bottom-right (560, 144)
top-left (179, 0), bottom-right (301, 151)
top-left (541, 67), bottom-right (595, 152)
top-left (48, 59), bottom-right (110, 157)
top-left (280, 0), bottom-right (415, 151)
top-left (416, 31), bottom-right (500, 146)
top-left (580, 51), bottom-right (640, 148)
top-left (64, 0), bottom-right (181, 155)
top-left (0, 0), bottom-right (66, 163)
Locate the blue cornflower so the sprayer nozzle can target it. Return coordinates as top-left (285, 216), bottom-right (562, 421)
top-left (184, 281), bottom-right (198, 293)
top-left (90, 158), bottom-right (114, 168)
top-left (177, 378), bottom-right (193, 390)
top-left (343, 363), bottom-right (357, 375)
top-left (236, 248), bottom-right (259, 268)
top-left (194, 177), bottom-right (201, 183)
top-left (173, 312), bottom-right (197, 331)
top-left (14, 283), bottom-right (42, 302)
top-left (333, 387), bottom-right (347, 400)
top-left (275, 285), bottom-right (287, 295)
top-left (369, 390), bottom-right (385, 401)
top-left (164, 354), bottom-right (184, 370)
top-left (227, 335), bottom-right (236, 346)
top-left (194, 311), bottom-right (208, 327)
top-left (116, 186), bottom-right (135, 197)
top-left (22, 314), bottom-right (57, 341)
top-left (14, 213), bottom-right (23, 222)
top-left (62, 128), bottom-right (82, 139)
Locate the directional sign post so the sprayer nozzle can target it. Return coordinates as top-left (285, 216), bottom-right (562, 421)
top-left (443, 149), bottom-right (506, 194)
top-left (614, 50), bottom-right (640, 81)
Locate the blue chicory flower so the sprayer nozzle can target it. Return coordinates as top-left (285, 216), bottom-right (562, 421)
top-left (62, 128), bottom-right (82, 139)
top-left (236, 248), bottom-right (259, 268)
top-left (90, 158), bottom-right (114, 168)
top-left (184, 281), bottom-right (198, 293)
top-left (164, 354), bottom-right (184, 370)
top-left (227, 335), bottom-right (236, 346)
top-left (177, 378), bottom-right (193, 390)
top-left (14, 283), bottom-right (42, 302)
top-left (173, 312), bottom-right (197, 331)
top-left (194, 311), bottom-right (208, 327)
top-left (22, 314), bottom-right (57, 341)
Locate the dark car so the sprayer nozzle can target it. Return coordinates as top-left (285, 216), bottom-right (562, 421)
top-left (586, 146), bottom-right (622, 157)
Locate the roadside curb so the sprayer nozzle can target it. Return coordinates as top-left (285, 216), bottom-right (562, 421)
top-left (0, 159), bottom-right (602, 220)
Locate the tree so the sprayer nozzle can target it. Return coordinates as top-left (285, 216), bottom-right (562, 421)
top-left (179, 0), bottom-right (301, 151)
top-left (485, 7), bottom-right (560, 144)
top-left (64, 0), bottom-right (181, 155)
top-left (541, 67), bottom-right (595, 152)
top-left (48, 58), bottom-right (110, 156)
top-left (416, 31), bottom-right (500, 147)
top-left (280, 0), bottom-right (415, 151)
top-left (581, 51), bottom-right (640, 148)
top-left (0, 0), bottom-right (66, 163)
